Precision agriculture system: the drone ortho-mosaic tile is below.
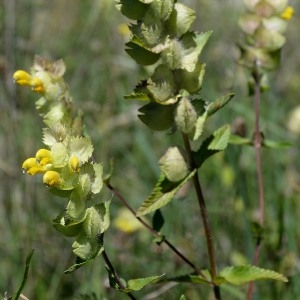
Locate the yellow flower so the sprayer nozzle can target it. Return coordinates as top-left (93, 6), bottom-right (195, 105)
top-left (281, 6), bottom-right (294, 20)
top-left (43, 171), bottom-right (61, 187)
top-left (35, 149), bottom-right (52, 166)
top-left (22, 157), bottom-right (46, 175)
top-left (69, 156), bottom-right (81, 173)
top-left (30, 77), bottom-right (45, 94)
top-left (13, 70), bottom-right (32, 86)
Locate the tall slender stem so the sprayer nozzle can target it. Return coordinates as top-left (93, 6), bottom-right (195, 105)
top-left (182, 133), bottom-right (221, 300)
top-left (106, 182), bottom-right (208, 280)
top-left (247, 67), bottom-right (265, 300)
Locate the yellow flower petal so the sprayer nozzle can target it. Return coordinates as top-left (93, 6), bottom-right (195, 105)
top-left (30, 78), bottom-right (45, 94)
top-left (13, 70), bottom-right (32, 86)
top-left (22, 157), bottom-right (46, 175)
top-left (69, 156), bottom-right (80, 173)
top-left (43, 171), bottom-right (61, 186)
top-left (281, 6), bottom-right (294, 20)
top-left (35, 148), bottom-right (52, 166)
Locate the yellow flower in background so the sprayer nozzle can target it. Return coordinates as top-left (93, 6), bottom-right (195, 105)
top-left (117, 23), bottom-right (130, 37)
top-left (281, 6), bottom-right (294, 20)
top-left (113, 208), bottom-right (143, 234)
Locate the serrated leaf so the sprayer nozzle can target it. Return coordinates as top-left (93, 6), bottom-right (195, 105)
top-left (125, 92), bottom-right (151, 101)
top-left (51, 142), bottom-right (69, 167)
top-left (192, 126), bottom-right (231, 168)
top-left (218, 265), bottom-right (288, 286)
top-left (174, 62), bottom-right (206, 94)
top-left (208, 124), bottom-right (231, 151)
top-left (206, 93), bottom-right (234, 117)
top-left (192, 111), bottom-right (207, 141)
top-left (130, 10), bottom-right (164, 47)
top-left (116, 0), bottom-right (148, 20)
top-left (166, 3), bottom-right (196, 37)
top-left (150, 0), bottom-right (174, 21)
top-left (91, 163), bottom-right (103, 194)
top-left (64, 248), bottom-right (103, 274)
top-left (179, 31), bottom-right (212, 72)
top-left (69, 136), bottom-right (94, 163)
top-left (138, 102), bottom-right (175, 131)
top-left (136, 170), bottom-right (196, 216)
top-left (147, 64), bottom-right (176, 104)
top-left (125, 274), bottom-right (165, 292)
top-left (125, 42), bottom-right (160, 65)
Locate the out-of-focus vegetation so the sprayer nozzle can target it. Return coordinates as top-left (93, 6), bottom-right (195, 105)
top-left (1, 0), bottom-right (300, 299)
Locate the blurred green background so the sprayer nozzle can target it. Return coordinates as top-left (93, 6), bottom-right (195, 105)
top-left (1, 0), bottom-right (300, 299)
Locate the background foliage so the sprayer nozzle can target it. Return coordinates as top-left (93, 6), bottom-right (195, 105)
top-left (1, 0), bottom-right (300, 299)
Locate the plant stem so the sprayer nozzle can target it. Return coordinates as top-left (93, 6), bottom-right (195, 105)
top-left (102, 249), bottom-right (137, 300)
top-left (247, 66), bottom-right (265, 300)
top-left (182, 133), bottom-right (221, 300)
top-left (106, 182), bottom-right (208, 280)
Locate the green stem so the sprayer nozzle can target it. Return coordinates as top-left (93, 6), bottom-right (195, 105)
top-left (106, 182), bottom-right (208, 280)
top-left (247, 66), bottom-right (265, 300)
top-left (102, 249), bottom-right (137, 300)
top-left (182, 133), bottom-right (221, 300)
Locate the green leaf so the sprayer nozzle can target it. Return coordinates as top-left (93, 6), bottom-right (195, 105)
top-left (192, 111), bottom-right (207, 141)
top-left (217, 265), bottom-right (288, 286)
top-left (152, 209), bottom-right (164, 232)
top-left (91, 163), bottom-right (103, 194)
top-left (178, 31), bottom-right (212, 72)
top-left (208, 124), bottom-right (231, 151)
top-left (12, 250), bottom-right (34, 300)
top-left (179, 295), bottom-right (187, 300)
top-left (138, 102), bottom-right (175, 131)
top-left (163, 272), bottom-right (211, 285)
top-left (130, 10), bottom-right (164, 47)
top-left (124, 274), bottom-right (165, 292)
top-left (150, 0), bottom-right (174, 21)
top-left (125, 41), bottom-right (160, 65)
top-left (53, 211), bottom-right (86, 237)
top-left (166, 3), bottom-right (196, 37)
top-left (69, 136), bottom-right (94, 163)
top-left (174, 62), bottom-right (206, 94)
top-left (263, 139), bottom-right (293, 149)
top-left (106, 266), bottom-right (127, 290)
top-left (192, 125), bottom-right (231, 168)
top-left (206, 93), bottom-right (234, 117)
top-left (229, 134), bottom-right (252, 145)
top-left (136, 170), bottom-right (197, 216)
top-left (64, 251), bottom-right (102, 274)
top-left (147, 64), bottom-right (176, 104)
top-left (116, 0), bottom-right (148, 20)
